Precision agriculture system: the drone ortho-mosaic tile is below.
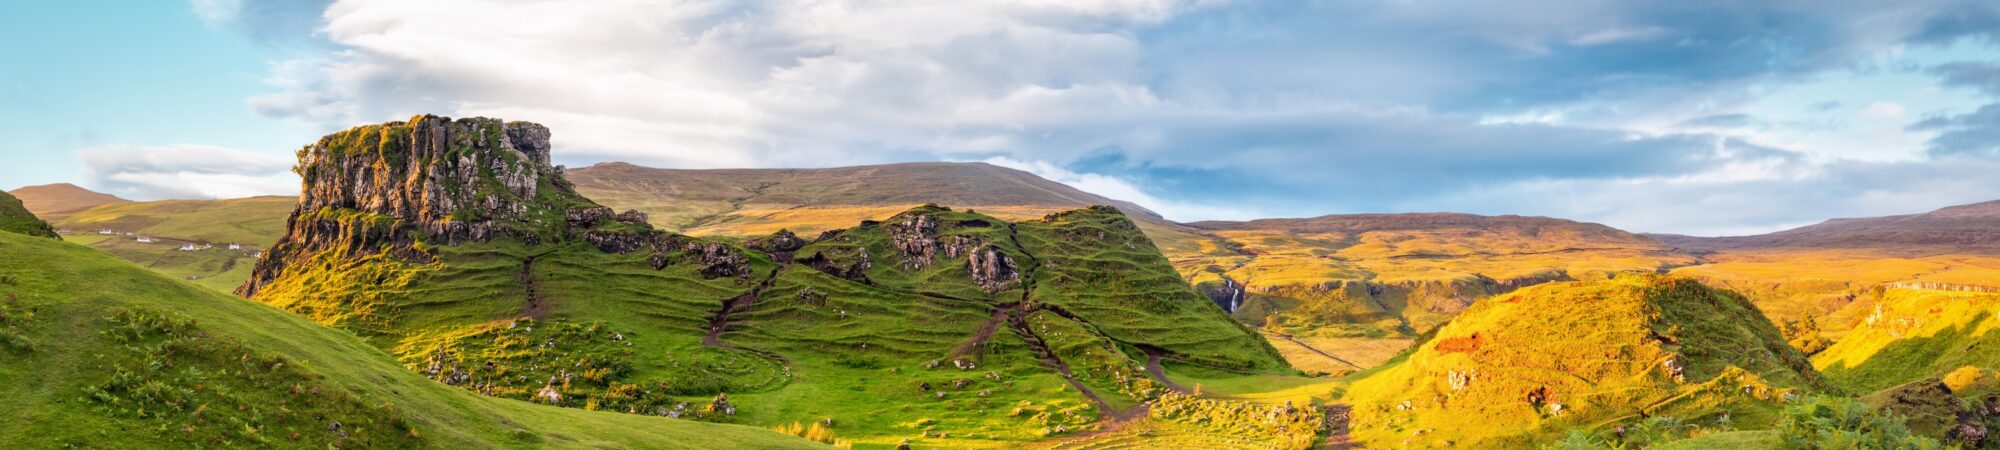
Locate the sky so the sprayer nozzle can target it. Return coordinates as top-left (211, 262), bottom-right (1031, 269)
top-left (5, 1), bottom-right (2000, 236)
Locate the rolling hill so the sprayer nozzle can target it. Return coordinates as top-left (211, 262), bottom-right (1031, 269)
top-left (567, 161), bottom-right (1162, 231)
top-left (238, 115), bottom-right (1293, 448)
top-left (0, 203), bottom-right (823, 448)
top-left (1343, 276), bottom-right (1823, 447)
top-left (8, 182), bottom-right (130, 222)
top-left (1654, 199), bottom-right (2000, 255)
top-left (1176, 213), bottom-right (1696, 374)
top-left (566, 161), bottom-right (1226, 260)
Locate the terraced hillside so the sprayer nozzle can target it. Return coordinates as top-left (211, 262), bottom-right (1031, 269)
top-left (1343, 276), bottom-right (1823, 447)
top-left (7, 182), bottom-right (129, 222)
top-left (0, 210), bottom-right (823, 448)
top-left (242, 116), bottom-right (1290, 447)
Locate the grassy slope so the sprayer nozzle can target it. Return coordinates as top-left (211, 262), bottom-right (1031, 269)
top-left (1342, 276), bottom-right (1820, 448)
top-left (0, 231), bottom-right (823, 449)
top-left (0, 190), bottom-right (59, 239)
top-left (1813, 287), bottom-right (2000, 394)
top-left (1670, 249), bottom-right (2000, 336)
top-left (1172, 215), bottom-right (1695, 376)
top-left (50, 196), bottom-right (295, 291)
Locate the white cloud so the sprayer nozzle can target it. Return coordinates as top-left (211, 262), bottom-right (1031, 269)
top-left (1861, 101), bottom-right (1907, 118)
top-left (76, 144), bottom-right (298, 200)
top-left (978, 157), bottom-right (1262, 221)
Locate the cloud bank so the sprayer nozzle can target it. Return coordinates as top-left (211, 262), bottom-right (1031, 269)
top-left (77, 144), bottom-right (297, 200)
top-left (192, 0), bottom-right (2000, 234)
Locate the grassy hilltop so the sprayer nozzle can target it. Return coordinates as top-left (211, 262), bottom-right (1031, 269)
top-left (1337, 276), bottom-right (1823, 447)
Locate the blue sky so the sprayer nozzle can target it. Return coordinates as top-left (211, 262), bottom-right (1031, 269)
top-left (5, 1), bottom-right (2000, 235)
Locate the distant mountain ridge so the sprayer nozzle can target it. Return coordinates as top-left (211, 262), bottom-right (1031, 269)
top-left (7, 182), bottom-right (130, 221)
top-left (1188, 212), bottom-right (1662, 247)
top-left (570, 161), bottom-right (1162, 219)
top-left (1652, 199), bottom-right (2000, 254)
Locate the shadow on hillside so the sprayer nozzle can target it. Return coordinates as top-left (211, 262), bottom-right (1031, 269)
top-left (1819, 311), bottom-right (1999, 393)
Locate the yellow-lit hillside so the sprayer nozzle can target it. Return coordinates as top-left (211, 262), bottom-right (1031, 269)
top-left (1343, 276), bottom-right (1819, 448)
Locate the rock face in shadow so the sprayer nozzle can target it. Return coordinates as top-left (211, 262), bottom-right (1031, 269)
top-left (238, 115), bottom-right (652, 297)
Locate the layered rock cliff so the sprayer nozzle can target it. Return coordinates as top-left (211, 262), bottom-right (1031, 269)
top-left (237, 115), bottom-right (653, 297)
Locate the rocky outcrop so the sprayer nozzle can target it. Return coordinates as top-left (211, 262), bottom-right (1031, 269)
top-left (800, 250), bottom-right (872, 284)
top-left (889, 214), bottom-right (942, 269)
top-left (966, 245), bottom-right (1019, 293)
top-left (238, 115), bottom-right (747, 297)
top-left (749, 229), bottom-right (808, 263)
top-left (241, 115), bottom-right (592, 297)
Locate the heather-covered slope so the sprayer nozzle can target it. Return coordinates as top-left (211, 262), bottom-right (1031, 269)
top-left (1343, 276), bottom-right (1821, 447)
top-left (0, 190), bottom-right (59, 239)
top-left (242, 116), bottom-right (1290, 447)
top-left (0, 227), bottom-right (823, 449)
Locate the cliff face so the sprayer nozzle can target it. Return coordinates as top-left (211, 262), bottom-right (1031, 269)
top-left (237, 115), bottom-right (647, 297)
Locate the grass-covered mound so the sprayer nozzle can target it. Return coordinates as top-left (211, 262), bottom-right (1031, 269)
top-left (0, 231), bottom-right (823, 448)
top-left (1815, 287), bottom-right (2000, 395)
top-left (1342, 275), bottom-right (1822, 447)
top-left (0, 189), bottom-right (59, 239)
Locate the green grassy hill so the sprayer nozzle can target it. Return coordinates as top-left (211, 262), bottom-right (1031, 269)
top-left (1342, 276), bottom-right (1822, 447)
top-left (0, 190), bottom-right (60, 239)
top-left (0, 229), bottom-right (824, 449)
top-left (240, 116), bottom-right (1291, 448)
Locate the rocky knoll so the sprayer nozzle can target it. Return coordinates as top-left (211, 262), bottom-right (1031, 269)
top-left (238, 115), bottom-right (656, 297)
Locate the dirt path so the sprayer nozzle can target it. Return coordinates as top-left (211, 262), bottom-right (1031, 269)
top-left (1323, 404), bottom-right (1359, 449)
top-left (520, 251), bottom-right (555, 318)
top-left (1006, 305), bottom-right (1141, 420)
top-left (947, 306), bottom-right (1011, 359)
top-left (703, 265), bottom-right (782, 347)
top-left (1137, 345), bottom-right (1191, 393)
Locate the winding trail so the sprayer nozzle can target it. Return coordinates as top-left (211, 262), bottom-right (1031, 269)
top-left (1138, 345), bottom-right (1190, 393)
